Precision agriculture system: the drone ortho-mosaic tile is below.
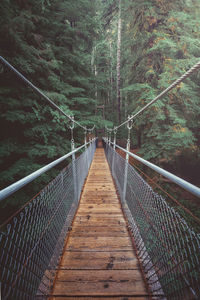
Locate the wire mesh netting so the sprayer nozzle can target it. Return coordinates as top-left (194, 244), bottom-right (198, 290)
top-left (104, 142), bottom-right (200, 300)
top-left (0, 141), bottom-right (96, 300)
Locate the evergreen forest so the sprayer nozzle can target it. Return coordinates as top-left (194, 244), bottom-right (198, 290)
top-left (0, 0), bottom-right (200, 226)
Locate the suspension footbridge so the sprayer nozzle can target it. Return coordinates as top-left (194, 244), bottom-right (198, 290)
top-left (0, 57), bottom-right (200, 299)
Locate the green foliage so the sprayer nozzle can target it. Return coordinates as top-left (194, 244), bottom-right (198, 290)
top-left (116, 0), bottom-right (200, 166)
top-left (0, 0), bottom-right (100, 221)
top-left (95, 0), bottom-right (200, 189)
top-left (0, 0), bottom-right (200, 224)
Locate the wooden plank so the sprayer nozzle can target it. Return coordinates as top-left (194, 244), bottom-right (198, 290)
top-left (60, 251), bottom-right (139, 270)
top-left (79, 200), bottom-right (119, 205)
top-left (52, 270), bottom-right (147, 296)
top-left (78, 205), bottom-right (121, 209)
top-left (78, 207), bottom-right (121, 212)
top-left (84, 183), bottom-right (114, 186)
top-left (84, 181), bottom-right (114, 184)
top-left (74, 215), bottom-right (125, 219)
top-left (81, 196), bottom-right (118, 199)
top-left (76, 207), bottom-right (120, 215)
top-left (80, 198), bottom-right (119, 202)
top-left (67, 236), bottom-right (133, 251)
top-left (73, 217), bottom-right (126, 226)
top-left (49, 297), bottom-right (149, 300)
top-left (78, 209), bottom-right (122, 214)
top-left (71, 226), bottom-right (128, 237)
top-left (83, 183), bottom-right (115, 186)
top-left (81, 196), bottom-right (119, 200)
top-left (82, 193), bottom-right (119, 197)
top-left (81, 197), bottom-right (120, 201)
top-left (78, 204), bottom-right (121, 211)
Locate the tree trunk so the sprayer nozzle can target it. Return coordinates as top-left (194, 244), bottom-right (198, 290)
top-left (109, 41), bottom-right (113, 106)
top-left (94, 63), bottom-right (98, 101)
top-left (92, 46), bottom-right (98, 102)
top-left (116, 0), bottom-right (121, 124)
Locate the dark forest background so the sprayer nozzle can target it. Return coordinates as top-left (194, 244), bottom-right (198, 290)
top-left (0, 0), bottom-right (200, 225)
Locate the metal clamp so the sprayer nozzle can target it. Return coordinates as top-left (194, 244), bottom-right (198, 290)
top-left (127, 116), bottom-right (133, 142)
top-left (126, 115), bottom-right (133, 157)
top-left (84, 129), bottom-right (87, 147)
top-left (106, 128), bottom-right (112, 145)
top-left (109, 131), bottom-right (111, 143)
top-left (88, 129), bottom-right (92, 143)
top-left (69, 116), bottom-right (75, 130)
top-left (113, 127), bottom-right (117, 151)
top-left (69, 116), bottom-right (75, 150)
top-left (127, 115), bottom-right (133, 131)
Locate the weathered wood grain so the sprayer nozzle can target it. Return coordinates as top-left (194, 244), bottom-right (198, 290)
top-left (49, 297), bottom-right (149, 299)
top-left (50, 148), bottom-right (148, 298)
top-left (71, 225), bottom-right (127, 237)
top-left (66, 236), bottom-right (133, 251)
top-left (53, 270), bottom-right (147, 296)
top-left (73, 215), bottom-right (126, 225)
top-left (60, 251), bottom-right (139, 270)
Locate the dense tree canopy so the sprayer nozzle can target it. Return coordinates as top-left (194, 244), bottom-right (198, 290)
top-left (0, 0), bottom-right (103, 219)
top-left (95, 0), bottom-right (200, 183)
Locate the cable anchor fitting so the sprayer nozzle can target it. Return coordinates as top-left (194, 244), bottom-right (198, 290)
top-left (126, 115), bottom-right (133, 155)
top-left (127, 115), bottom-right (133, 130)
top-left (69, 116), bottom-right (75, 150)
top-left (69, 116), bottom-right (75, 130)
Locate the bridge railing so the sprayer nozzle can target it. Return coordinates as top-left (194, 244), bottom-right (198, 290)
top-left (0, 139), bottom-right (96, 299)
top-left (103, 139), bottom-right (200, 300)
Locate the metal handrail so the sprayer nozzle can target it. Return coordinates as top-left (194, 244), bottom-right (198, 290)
top-left (105, 139), bottom-right (200, 198)
top-left (104, 139), bottom-right (200, 299)
top-left (0, 140), bottom-right (95, 202)
top-left (0, 140), bottom-right (97, 299)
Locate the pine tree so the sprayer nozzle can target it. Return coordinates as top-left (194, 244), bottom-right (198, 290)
top-left (0, 0), bottom-right (100, 221)
top-left (116, 0), bottom-right (122, 123)
top-left (120, 0), bottom-right (200, 164)
top-left (95, 0), bottom-right (200, 182)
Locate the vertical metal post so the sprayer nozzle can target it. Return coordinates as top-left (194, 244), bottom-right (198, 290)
top-left (84, 130), bottom-right (87, 150)
top-left (88, 129), bottom-right (93, 167)
top-left (70, 117), bottom-right (78, 202)
top-left (113, 127), bottom-right (117, 151)
top-left (107, 129), bottom-right (111, 151)
top-left (122, 116), bottom-right (133, 202)
top-left (85, 129), bottom-right (90, 170)
top-left (71, 140), bottom-right (78, 201)
top-left (91, 126), bottom-right (95, 144)
top-left (104, 128), bottom-right (108, 150)
top-left (112, 127), bottom-right (117, 174)
top-left (89, 129), bottom-right (92, 144)
top-left (105, 127), bottom-right (108, 143)
top-left (108, 130), bottom-right (111, 146)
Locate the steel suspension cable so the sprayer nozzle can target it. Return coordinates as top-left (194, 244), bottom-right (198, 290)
top-left (0, 56), bottom-right (94, 131)
top-left (115, 60), bottom-right (200, 130)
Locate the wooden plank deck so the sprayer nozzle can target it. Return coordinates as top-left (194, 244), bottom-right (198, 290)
top-left (50, 148), bottom-right (149, 299)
